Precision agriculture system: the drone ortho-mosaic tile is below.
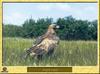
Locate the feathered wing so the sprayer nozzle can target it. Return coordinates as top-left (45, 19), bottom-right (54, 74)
top-left (24, 31), bottom-right (59, 58)
top-left (34, 29), bottom-right (53, 45)
top-left (34, 35), bottom-right (45, 45)
top-left (28, 35), bottom-right (59, 52)
top-left (24, 34), bottom-right (46, 57)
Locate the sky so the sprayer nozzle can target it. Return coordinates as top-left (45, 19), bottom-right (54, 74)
top-left (3, 3), bottom-right (97, 26)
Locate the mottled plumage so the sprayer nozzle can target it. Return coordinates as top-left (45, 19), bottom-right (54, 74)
top-left (25, 24), bottom-right (60, 59)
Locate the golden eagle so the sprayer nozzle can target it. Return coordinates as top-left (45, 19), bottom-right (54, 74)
top-left (24, 24), bottom-right (60, 59)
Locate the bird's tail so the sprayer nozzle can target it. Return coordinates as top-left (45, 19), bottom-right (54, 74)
top-left (21, 48), bottom-right (30, 59)
top-left (21, 45), bottom-right (36, 59)
top-left (18, 48), bottom-right (29, 63)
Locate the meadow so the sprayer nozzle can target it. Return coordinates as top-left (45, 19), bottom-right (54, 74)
top-left (3, 37), bottom-right (97, 66)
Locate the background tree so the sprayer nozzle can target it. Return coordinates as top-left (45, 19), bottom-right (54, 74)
top-left (3, 16), bottom-right (97, 40)
top-left (3, 24), bottom-right (23, 37)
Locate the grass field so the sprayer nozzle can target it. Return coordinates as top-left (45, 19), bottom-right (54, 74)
top-left (3, 37), bottom-right (97, 66)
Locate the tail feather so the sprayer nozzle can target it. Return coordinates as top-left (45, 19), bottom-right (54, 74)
top-left (21, 46), bottom-right (36, 59)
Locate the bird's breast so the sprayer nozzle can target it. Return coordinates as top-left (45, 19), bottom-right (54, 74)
top-left (37, 38), bottom-right (58, 52)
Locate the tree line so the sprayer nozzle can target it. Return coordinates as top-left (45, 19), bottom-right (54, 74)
top-left (3, 16), bottom-right (97, 40)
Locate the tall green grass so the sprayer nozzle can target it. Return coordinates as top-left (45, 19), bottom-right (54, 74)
top-left (3, 37), bottom-right (97, 66)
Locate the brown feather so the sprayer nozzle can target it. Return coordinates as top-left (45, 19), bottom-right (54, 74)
top-left (27, 24), bottom-right (59, 58)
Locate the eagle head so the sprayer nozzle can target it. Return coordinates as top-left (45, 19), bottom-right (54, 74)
top-left (49, 24), bottom-right (64, 30)
top-left (49, 24), bottom-right (60, 29)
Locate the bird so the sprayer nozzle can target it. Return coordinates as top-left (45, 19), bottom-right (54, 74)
top-left (24, 24), bottom-right (60, 59)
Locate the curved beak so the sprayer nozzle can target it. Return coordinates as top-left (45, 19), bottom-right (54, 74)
top-left (55, 25), bottom-right (64, 29)
top-left (56, 25), bottom-right (60, 29)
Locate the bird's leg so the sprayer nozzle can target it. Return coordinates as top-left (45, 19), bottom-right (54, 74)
top-left (37, 55), bottom-right (43, 60)
top-left (47, 49), bottom-right (54, 56)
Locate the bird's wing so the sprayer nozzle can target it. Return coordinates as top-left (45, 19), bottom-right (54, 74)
top-left (25, 34), bottom-right (46, 56)
top-left (34, 33), bottom-right (49, 45)
top-left (34, 35), bottom-right (44, 45)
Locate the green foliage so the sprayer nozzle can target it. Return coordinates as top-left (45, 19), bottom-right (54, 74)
top-left (56, 16), bottom-right (97, 40)
top-left (3, 25), bottom-right (24, 37)
top-left (3, 37), bottom-right (97, 66)
top-left (3, 16), bottom-right (97, 40)
top-left (22, 18), bottom-right (53, 38)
